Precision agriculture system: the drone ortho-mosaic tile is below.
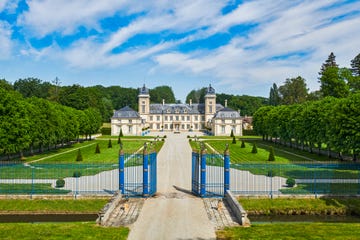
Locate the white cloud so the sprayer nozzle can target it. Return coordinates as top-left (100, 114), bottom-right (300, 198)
top-left (17, 0), bottom-right (131, 37)
top-left (0, 21), bottom-right (12, 59)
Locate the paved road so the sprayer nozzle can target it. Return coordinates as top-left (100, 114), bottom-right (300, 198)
top-left (128, 132), bottom-right (216, 240)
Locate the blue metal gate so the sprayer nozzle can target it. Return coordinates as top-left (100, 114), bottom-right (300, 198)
top-left (119, 147), bottom-right (157, 197)
top-left (192, 146), bottom-right (230, 197)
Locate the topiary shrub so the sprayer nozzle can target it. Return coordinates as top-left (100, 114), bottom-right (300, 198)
top-left (251, 143), bottom-right (257, 153)
top-left (267, 170), bottom-right (276, 177)
top-left (120, 129), bottom-right (123, 137)
top-left (163, 135), bottom-right (167, 138)
top-left (241, 140), bottom-right (246, 148)
top-left (56, 178), bottom-right (65, 188)
top-left (108, 139), bottom-right (112, 148)
top-left (95, 143), bottom-right (100, 154)
top-left (189, 139), bottom-right (192, 142)
top-left (232, 136), bottom-right (236, 144)
top-left (76, 149), bottom-right (83, 161)
top-left (268, 146), bottom-right (275, 161)
top-left (286, 178), bottom-right (296, 187)
top-left (230, 129), bottom-right (234, 137)
top-left (73, 171), bottom-right (82, 178)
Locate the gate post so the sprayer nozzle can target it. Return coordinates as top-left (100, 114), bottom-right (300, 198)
top-left (143, 144), bottom-right (149, 197)
top-left (119, 148), bottom-right (125, 194)
top-left (200, 147), bottom-right (207, 197)
top-left (224, 144), bottom-right (230, 193)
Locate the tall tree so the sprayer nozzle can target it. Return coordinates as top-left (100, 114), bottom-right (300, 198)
top-left (13, 78), bottom-right (52, 99)
top-left (278, 76), bottom-right (308, 104)
top-left (319, 67), bottom-right (349, 98)
top-left (350, 53), bottom-right (360, 76)
top-left (185, 88), bottom-right (207, 103)
top-left (269, 83), bottom-right (281, 106)
top-left (319, 52), bottom-right (338, 77)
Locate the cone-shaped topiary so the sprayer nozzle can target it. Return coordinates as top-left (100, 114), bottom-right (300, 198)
top-left (241, 140), bottom-right (246, 148)
top-left (120, 129), bottom-right (123, 137)
top-left (268, 146), bottom-right (275, 161)
top-left (76, 149), bottom-right (83, 161)
top-left (108, 139), bottom-right (112, 148)
top-left (232, 136), bottom-right (236, 144)
top-left (230, 129), bottom-right (234, 137)
top-left (95, 143), bottom-right (101, 154)
top-left (251, 143), bottom-right (257, 153)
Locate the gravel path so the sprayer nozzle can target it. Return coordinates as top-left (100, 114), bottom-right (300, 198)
top-left (128, 132), bottom-right (216, 240)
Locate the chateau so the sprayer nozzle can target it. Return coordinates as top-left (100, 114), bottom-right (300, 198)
top-left (111, 85), bottom-right (242, 136)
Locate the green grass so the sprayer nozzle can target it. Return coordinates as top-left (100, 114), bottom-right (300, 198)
top-left (217, 223), bottom-right (360, 240)
top-left (0, 222), bottom-right (129, 240)
top-left (238, 198), bottom-right (360, 216)
top-left (0, 184), bottom-right (70, 194)
top-left (0, 199), bottom-right (108, 213)
top-left (281, 183), bottom-right (360, 195)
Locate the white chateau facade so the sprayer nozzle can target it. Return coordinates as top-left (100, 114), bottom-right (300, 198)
top-left (111, 85), bottom-right (242, 136)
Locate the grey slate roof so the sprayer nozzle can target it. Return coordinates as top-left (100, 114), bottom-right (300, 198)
top-left (149, 103), bottom-right (224, 114)
top-left (213, 107), bottom-right (241, 119)
top-left (113, 106), bottom-right (140, 118)
top-left (205, 84), bottom-right (216, 95)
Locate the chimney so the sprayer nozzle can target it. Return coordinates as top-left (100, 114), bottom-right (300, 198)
top-left (189, 99), bottom-right (192, 106)
top-left (162, 99), bottom-right (165, 106)
top-left (225, 99), bottom-right (228, 108)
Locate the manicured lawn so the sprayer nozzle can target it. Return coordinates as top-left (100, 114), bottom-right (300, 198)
top-left (0, 222), bottom-right (129, 240)
top-left (280, 183), bottom-right (360, 195)
top-left (0, 184), bottom-right (71, 194)
top-left (239, 198), bottom-right (360, 216)
top-left (0, 199), bottom-right (108, 213)
top-left (217, 223), bottom-right (360, 240)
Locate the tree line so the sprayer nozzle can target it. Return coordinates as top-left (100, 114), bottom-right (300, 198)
top-left (254, 52), bottom-right (360, 161)
top-left (0, 84), bottom-right (102, 160)
top-left (2, 78), bottom-right (176, 122)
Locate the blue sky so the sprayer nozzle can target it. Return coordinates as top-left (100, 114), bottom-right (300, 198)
top-left (0, 0), bottom-right (360, 102)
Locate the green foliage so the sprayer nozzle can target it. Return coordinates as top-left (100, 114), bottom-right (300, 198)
top-left (241, 140), bottom-right (246, 148)
top-left (268, 146), bottom-right (275, 161)
top-left (286, 178), bottom-right (296, 187)
top-left (320, 66), bottom-right (349, 98)
top-left (120, 129), bottom-right (123, 137)
top-left (76, 149), bottom-right (83, 162)
top-left (108, 139), bottom-right (112, 148)
top-left (230, 129), bottom-right (234, 137)
top-left (278, 76), bottom-right (308, 104)
top-left (251, 143), bottom-right (258, 153)
top-left (232, 136), bottom-right (236, 144)
top-left (55, 178), bottom-right (65, 188)
top-left (267, 170), bottom-right (275, 177)
top-left (101, 127), bottom-right (111, 135)
top-left (95, 143), bottom-right (101, 154)
top-left (269, 83), bottom-right (281, 106)
top-left (150, 85), bottom-right (176, 103)
top-left (351, 53), bottom-right (360, 76)
top-left (185, 88), bottom-right (207, 103)
top-left (73, 171), bottom-right (82, 178)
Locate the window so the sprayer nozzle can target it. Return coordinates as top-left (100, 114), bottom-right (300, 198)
top-left (157, 124), bottom-right (160, 129)
top-left (170, 116), bottom-right (173, 121)
top-left (165, 124), bottom-right (168, 129)
top-left (176, 116), bottom-right (179, 121)
top-left (129, 119), bottom-right (132, 124)
top-left (221, 126), bottom-right (225, 133)
top-left (165, 116), bottom-right (168, 121)
top-left (142, 105), bottom-right (145, 113)
top-left (195, 116), bottom-right (198, 121)
top-left (129, 125), bottom-right (132, 133)
top-left (209, 106), bottom-right (213, 113)
top-left (157, 116), bottom-right (160, 121)
top-left (150, 116), bottom-right (153, 121)
top-left (186, 124), bottom-right (190, 129)
top-left (232, 119), bottom-right (236, 124)
top-left (181, 116), bottom-right (185, 121)
top-left (170, 124), bottom-right (173, 129)
top-left (201, 116), bottom-right (205, 121)
top-left (182, 124), bottom-right (185, 129)
top-left (187, 116), bottom-right (190, 121)
top-left (195, 123), bottom-right (198, 129)
top-left (150, 124), bottom-right (153, 129)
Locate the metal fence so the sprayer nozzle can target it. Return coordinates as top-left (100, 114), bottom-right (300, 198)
top-left (230, 163), bottom-right (360, 197)
top-left (0, 161), bottom-right (119, 197)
